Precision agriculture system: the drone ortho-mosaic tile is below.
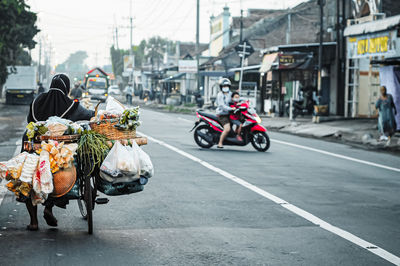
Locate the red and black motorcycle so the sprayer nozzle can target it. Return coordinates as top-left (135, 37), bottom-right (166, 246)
top-left (191, 101), bottom-right (270, 152)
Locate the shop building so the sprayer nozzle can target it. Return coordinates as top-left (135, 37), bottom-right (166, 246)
top-left (343, 14), bottom-right (400, 126)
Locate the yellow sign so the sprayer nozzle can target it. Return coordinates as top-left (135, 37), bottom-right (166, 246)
top-left (357, 36), bottom-right (389, 55)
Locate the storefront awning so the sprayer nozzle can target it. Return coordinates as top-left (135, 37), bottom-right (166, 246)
top-left (161, 72), bottom-right (186, 82)
top-left (259, 53), bottom-right (279, 73)
top-left (344, 14), bottom-right (400, 37)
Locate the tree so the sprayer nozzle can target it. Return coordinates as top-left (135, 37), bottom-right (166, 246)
top-left (0, 0), bottom-right (39, 90)
top-left (145, 36), bottom-right (175, 69)
top-left (110, 37), bottom-right (176, 77)
top-left (55, 51), bottom-right (89, 81)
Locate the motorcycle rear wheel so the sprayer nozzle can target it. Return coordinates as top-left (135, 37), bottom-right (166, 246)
top-left (251, 131), bottom-right (270, 152)
top-left (194, 125), bottom-right (214, 148)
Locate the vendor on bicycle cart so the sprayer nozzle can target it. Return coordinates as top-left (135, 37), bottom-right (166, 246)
top-left (24, 74), bottom-right (94, 231)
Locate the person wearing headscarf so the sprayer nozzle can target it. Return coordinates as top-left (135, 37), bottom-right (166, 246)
top-left (28, 74), bottom-right (93, 123)
top-left (25, 74), bottom-right (95, 231)
top-left (376, 86), bottom-right (397, 142)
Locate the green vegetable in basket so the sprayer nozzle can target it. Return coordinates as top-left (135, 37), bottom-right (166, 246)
top-left (77, 130), bottom-right (110, 175)
top-left (114, 107), bottom-right (141, 130)
top-left (26, 122), bottom-right (48, 141)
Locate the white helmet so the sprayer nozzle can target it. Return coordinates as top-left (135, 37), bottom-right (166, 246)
top-left (219, 78), bottom-right (231, 88)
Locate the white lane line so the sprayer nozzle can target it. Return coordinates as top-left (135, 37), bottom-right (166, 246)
top-left (272, 139), bottom-right (400, 173)
top-left (139, 131), bottom-right (400, 265)
top-left (178, 117), bottom-right (193, 123)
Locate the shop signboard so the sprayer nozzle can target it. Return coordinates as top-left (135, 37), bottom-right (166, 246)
top-left (278, 52), bottom-right (314, 70)
top-left (346, 30), bottom-right (397, 59)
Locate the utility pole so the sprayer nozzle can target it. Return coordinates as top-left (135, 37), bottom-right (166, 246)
top-left (38, 39), bottom-right (42, 83)
top-left (335, 0), bottom-right (342, 115)
top-left (115, 27), bottom-right (119, 50)
top-left (129, 0), bottom-right (134, 84)
top-left (240, 9), bottom-right (243, 42)
top-left (286, 12), bottom-right (291, 44)
top-left (317, 0), bottom-right (325, 98)
top-left (196, 0), bottom-right (200, 92)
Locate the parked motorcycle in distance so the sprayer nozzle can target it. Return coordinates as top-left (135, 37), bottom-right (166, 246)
top-left (191, 100), bottom-right (270, 152)
top-left (285, 90), bottom-right (315, 119)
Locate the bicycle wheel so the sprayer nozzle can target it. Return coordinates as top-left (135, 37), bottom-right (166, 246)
top-left (84, 175), bottom-right (93, 234)
top-left (78, 177), bottom-right (87, 219)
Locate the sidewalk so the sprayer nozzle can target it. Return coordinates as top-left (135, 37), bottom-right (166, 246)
top-left (261, 115), bottom-right (400, 152)
top-left (132, 98), bottom-right (400, 152)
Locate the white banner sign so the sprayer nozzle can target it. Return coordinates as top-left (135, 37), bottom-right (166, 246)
top-left (123, 55), bottom-right (135, 71)
top-left (178, 60), bottom-right (197, 73)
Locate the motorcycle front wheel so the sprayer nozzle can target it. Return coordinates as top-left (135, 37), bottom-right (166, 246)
top-left (194, 125), bottom-right (214, 148)
top-left (251, 131), bottom-right (270, 152)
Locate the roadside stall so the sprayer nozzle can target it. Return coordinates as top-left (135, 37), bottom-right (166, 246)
top-left (0, 97), bottom-right (153, 234)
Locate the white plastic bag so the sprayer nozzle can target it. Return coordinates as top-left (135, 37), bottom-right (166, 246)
top-left (100, 142), bottom-right (140, 182)
top-left (132, 141), bottom-right (153, 178)
top-left (106, 96), bottom-right (125, 114)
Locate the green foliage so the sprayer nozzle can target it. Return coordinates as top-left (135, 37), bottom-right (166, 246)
top-left (110, 36), bottom-right (175, 79)
top-left (0, 0), bottom-right (39, 86)
top-left (55, 50), bottom-right (88, 80)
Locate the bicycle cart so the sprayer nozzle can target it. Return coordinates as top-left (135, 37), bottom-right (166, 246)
top-left (23, 134), bottom-right (148, 235)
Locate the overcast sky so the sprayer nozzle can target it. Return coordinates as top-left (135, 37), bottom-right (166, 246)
top-left (26, 0), bottom-right (308, 69)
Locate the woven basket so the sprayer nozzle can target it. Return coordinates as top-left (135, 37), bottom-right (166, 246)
top-left (36, 134), bottom-right (80, 143)
top-left (90, 119), bottom-right (136, 140)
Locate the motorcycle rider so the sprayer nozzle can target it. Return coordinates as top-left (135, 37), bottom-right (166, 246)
top-left (216, 78), bottom-right (235, 148)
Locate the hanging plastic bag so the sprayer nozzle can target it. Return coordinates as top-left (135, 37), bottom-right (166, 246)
top-left (105, 96), bottom-right (125, 115)
top-left (125, 143), bottom-right (141, 177)
top-left (131, 141), bottom-right (153, 178)
top-left (100, 141), bottom-right (139, 183)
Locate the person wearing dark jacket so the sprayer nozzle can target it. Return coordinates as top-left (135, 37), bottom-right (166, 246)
top-left (24, 73), bottom-right (94, 231)
top-left (69, 82), bottom-right (83, 100)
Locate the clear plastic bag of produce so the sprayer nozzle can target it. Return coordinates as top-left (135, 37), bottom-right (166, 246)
top-left (131, 141), bottom-right (153, 178)
top-left (100, 141), bottom-right (140, 183)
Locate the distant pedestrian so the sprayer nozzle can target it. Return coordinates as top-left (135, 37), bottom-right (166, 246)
top-left (70, 82), bottom-right (83, 100)
top-left (38, 83), bottom-right (45, 94)
top-left (124, 83), bottom-right (134, 105)
top-left (375, 86), bottom-right (397, 141)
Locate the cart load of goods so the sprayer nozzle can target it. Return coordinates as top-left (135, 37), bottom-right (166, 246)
top-left (0, 96), bottom-right (154, 203)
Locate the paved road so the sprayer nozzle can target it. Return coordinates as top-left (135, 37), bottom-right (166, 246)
top-left (0, 106), bottom-right (399, 265)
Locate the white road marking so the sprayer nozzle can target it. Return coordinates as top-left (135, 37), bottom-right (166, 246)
top-left (139, 131), bottom-right (400, 265)
top-left (178, 117), bottom-right (193, 123)
top-left (272, 139), bottom-right (400, 173)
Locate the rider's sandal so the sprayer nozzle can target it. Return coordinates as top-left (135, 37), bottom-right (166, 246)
top-left (217, 146), bottom-right (224, 149)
